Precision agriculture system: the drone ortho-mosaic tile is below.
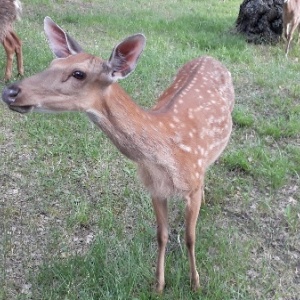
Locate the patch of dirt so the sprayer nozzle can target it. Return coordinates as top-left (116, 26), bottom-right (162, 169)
top-left (221, 180), bottom-right (300, 299)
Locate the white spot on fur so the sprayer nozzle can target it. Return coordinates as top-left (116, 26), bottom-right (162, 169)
top-left (173, 116), bottom-right (180, 123)
top-left (179, 144), bottom-right (192, 152)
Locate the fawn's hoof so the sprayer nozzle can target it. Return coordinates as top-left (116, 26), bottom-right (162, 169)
top-left (154, 281), bottom-right (165, 293)
top-left (191, 271), bottom-right (200, 291)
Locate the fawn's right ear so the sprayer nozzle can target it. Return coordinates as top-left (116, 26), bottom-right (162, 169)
top-left (106, 34), bottom-right (146, 81)
top-left (44, 16), bottom-right (84, 58)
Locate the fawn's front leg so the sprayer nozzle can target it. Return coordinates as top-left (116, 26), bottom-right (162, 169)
top-left (152, 197), bottom-right (168, 292)
top-left (185, 187), bottom-right (202, 291)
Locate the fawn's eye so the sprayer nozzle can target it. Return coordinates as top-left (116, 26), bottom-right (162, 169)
top-left (72, 70), bottom-right (86, 80)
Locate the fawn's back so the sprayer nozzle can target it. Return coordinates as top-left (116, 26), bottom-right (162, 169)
top-left (137, 56), bottom-right (234, 198)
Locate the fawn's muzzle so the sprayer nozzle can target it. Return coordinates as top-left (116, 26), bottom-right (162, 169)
top-left (2, 84), bottom-right (20, 104)
top-left (2, 84), bottom-right (32, 113)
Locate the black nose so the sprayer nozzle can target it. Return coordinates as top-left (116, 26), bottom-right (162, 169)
top-left (2, 83), bottom-right (21, 105)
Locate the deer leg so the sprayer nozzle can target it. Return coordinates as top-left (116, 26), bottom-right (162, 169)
top-left (3, 35), bottom-right (14, 81)
top-left (11, 31), bottom-right (23, 77)
top-left (286, 22), bottom-right (299, 56)
top-left (184, 187), bottom-right (202, 291)
top-left (283, 23), bottom-right (288, 42)
top-left (2, 31), bottom-right (23, 80)
top-left (152, 197), bottom-right (168, 292)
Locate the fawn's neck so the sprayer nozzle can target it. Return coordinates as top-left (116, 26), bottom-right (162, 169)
top-left (86, 83), bottom-right (167, 162)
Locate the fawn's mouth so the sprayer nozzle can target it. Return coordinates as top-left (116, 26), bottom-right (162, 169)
top-left (8, 105), bottom-right (34, 114)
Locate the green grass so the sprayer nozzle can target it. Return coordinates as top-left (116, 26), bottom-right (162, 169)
top-left (0, 0), bottom-right (299, 299)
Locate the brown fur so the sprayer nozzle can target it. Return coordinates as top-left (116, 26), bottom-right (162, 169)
top-left (0, 0), bottom-right (23, 80)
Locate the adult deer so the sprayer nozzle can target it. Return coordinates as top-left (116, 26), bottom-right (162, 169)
top-left (283, 0), bottom-right (300, 56)
top-left (0, 0), bottom-right (23, 80)
top-left (2, 17), bottom-right (234, 292)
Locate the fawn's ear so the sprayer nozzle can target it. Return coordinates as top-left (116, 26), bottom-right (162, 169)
top-left (107, 34), bottom-right (146, 81)
top-left (44, 16), bottom-right (84, 58)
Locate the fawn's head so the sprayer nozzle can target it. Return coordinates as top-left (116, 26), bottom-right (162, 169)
top-left (2, 17), bottom-right (146, 113)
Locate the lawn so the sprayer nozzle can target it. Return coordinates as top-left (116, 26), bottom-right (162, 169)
top-left (0, 0), bottom-right (299, 299)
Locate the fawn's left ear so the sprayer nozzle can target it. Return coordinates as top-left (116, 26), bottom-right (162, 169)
top-left (107, 34), bottom-right (146, 81)
top-left (44, 16), bottom-right (84, 58)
